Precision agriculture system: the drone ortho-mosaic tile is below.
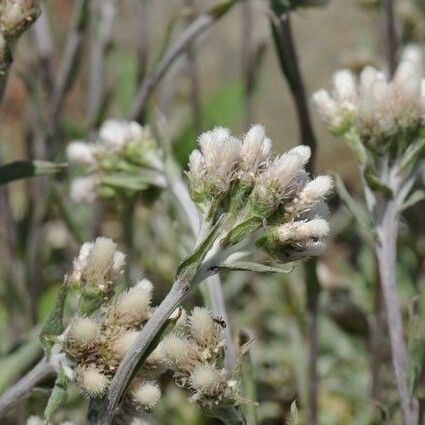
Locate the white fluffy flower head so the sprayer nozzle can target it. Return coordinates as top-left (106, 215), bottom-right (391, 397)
top-left (131, 381), bottom-right (161, 410)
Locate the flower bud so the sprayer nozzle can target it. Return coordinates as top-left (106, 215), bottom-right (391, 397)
top-left (196, 127), bottom-right (241, 196)
top-left (69, 237), bottom-right (125, 296)
top-left (68, 316), bottom-right (100, 346)
top-left (66, 141), bottom-right (96, 165)
top-left (75, 364), bottom-right (110, 398)
top-left (189, 364), bottom-right (225, 396)
top-left (84, 237), bottom-right (117, 277)
top-left (70, 176), bottom-right (98, 203)
top-left (112, 281), bottom-right (152, 326)
top-left (333, 70), bottom-right (357, 103)
top-left (277, 219), bottom-right (330, 243)
top-left (111, 330), bottom-right (139, 359)
top-left (240, 124), bottom-right (270, 176)
top-left (296, 175), bottom-right (333, 208)
top-left (160, 333), bottom-right (193, 368)
top-left (99, 119), bottom-right (131, 150)
top-left (188, 307), bottom-right (219, 348)
top-left (130, 381), bottom-right (161, 410)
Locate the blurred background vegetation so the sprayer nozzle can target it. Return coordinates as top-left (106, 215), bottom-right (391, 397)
top-left (0, 0), bottom-right (425, 424)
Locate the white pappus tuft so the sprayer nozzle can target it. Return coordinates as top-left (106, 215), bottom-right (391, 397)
top-left (130, 381), bottom-right (161, 410)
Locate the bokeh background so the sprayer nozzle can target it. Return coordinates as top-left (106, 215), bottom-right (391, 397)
top-left (1, 0), bottom-right (425, 424)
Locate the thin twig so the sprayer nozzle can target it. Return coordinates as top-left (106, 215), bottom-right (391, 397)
top-left (129, 0), bottom-right (239, 120)
top-left (0, 357), bottom-right (56, 417)
top-left (270, 12), bottom-right (317, 171)
top-left (49, 0), bottom-right (90, 140)
top-left (87, 0), bottom-right (115, 128)
top-left (270, 10), bottom-right (320, 425)
top-left (183, 0), bottom-right (203, 134)
top-left (383, 0), bottom-right (399, 76)
top-left (241, 0), bottom-right (254, 129)
top-left (32, 3), bottom-right (55, 94)
top-left (0, 41), bottom-right (13, 106)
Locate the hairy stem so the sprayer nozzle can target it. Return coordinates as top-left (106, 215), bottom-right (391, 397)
top-left (0, 357), bottom-right (56, 417)
top-left (375, 197), bottom-right (416, 424)
top-left (169, 178), bottom-right (237, 370)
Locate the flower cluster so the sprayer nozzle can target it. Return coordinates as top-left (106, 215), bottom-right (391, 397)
top-left (68, 237), bottom-right (125, 307)
top-left (313, 51), bottom-right (425, 154)
top-left (64, 266), bottom-right (163, 412)
top-left (67, 120), bottom-right (164, 203)
top-left (158, 307), bottom-right (242, 409)
top-left (62, 240), bottom-right (245, 415)
top-left (187, 125), bottom-right (332, 262)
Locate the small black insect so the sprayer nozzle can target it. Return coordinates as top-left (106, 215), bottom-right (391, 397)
top-left (213, 316), bottom-right (227, 328)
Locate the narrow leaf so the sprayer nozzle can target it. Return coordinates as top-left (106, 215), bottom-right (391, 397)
top-left (344, 128), bottom-right (367, 164)
top-left (40, 284), bottom-right (68, 352)
top-left (44, 373), bottom-right (68, 421)
top-left (101, 171), bottom-right (164, 191)
top-left (364, 168), bottom-right (393, 197)
top-left (333, 173), bottom-right (375, 236)
top-left (217, 261), bottom-right (293, 274)
top-left (222, 217), bottom-right (262, 247)
top-left (0, 160), bottom-right (67, 185)
top-left (209, 0), bottom-right (240, 18)
top-left (401, 189), bottom-right (425, 211)
top-left (177, 219), bottom-right (223, 276)
top-left (399, 138), bottom-right (425, 173)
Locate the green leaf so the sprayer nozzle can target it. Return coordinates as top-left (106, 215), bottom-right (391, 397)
top-left (401, 189), bottom-right (425, 211)
top-left (177, 218), bottom-right (223, 277)
top-left (399, 138), bottom-right (425, 173)
top-left (44, 373), bottom-right (68, 421)
top-left (209, 0), bottom-right (240, 18)
top-left (40, 284), bottom-right (68, 352)
top-left (333, 173), bottom-right (376, 240)
top-left (222, 217), bottom-right (262, 247)
top-left (363, 168), bottom-right (393, 198)
top-left (0, 160), bottom-right (67, 185)
top-left (344, 128), bottom-right (368, 164)
top-left (217, 261), bottom-right (293, 274)
top-left (101, 171), bottom-right (163, 192)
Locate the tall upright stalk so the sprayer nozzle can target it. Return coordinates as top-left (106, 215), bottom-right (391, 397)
top-left (365, 168), bottom-right (418, 424)
top-left (383, 0), bottom-right (399, 76)
top-left (270, 10), bottom-right (320, 425)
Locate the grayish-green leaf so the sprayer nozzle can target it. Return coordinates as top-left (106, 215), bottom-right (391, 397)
top-left (364, 168), bottom-right (393, 197)
top-left (40, 284), bottom-right (68, 352)
top-left (399, 138), bottom-right (425, 173)
top-left (217, 261), bottom-right (293, 274)
top-left (401, 189), bottom-right (425, 211)
top-left (44, 372), bottom-right (68, 421)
